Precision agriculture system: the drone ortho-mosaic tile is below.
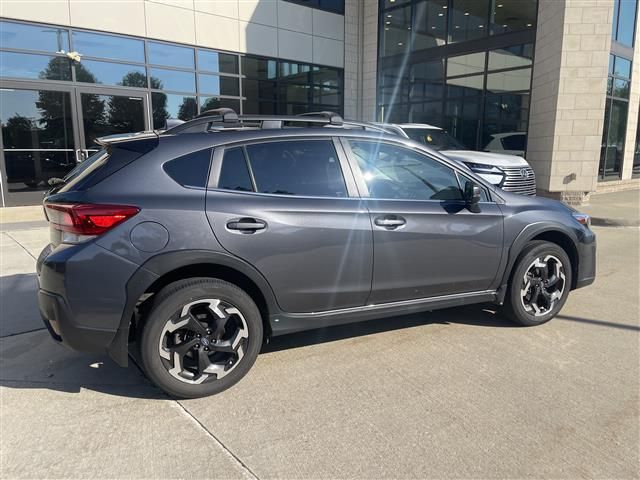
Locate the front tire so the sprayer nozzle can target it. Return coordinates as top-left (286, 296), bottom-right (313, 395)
top-left (140, 278), bottom-right (263, 398)
top-left (503, 241), bottom-right (572, 326)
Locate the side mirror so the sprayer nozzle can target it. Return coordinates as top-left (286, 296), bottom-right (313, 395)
top-left (464, 181), bottom-right (482, 212)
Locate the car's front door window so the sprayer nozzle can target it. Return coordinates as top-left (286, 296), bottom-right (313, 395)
top-left (347, 140), bottom-right (463, 201)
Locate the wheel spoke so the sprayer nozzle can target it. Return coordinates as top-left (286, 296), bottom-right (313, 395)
top-left (529, 288), bottom-right (540, 307)
top-left (197, 348), bottom-right (211, 372)
top-left (546, 275), bottom-right (560, 288)
top-left (210, 339), bottom-right (235, 353)
top-left (183, 313), bottom-right (209, 337)
top-left (169, 337), bottom-right (199, 356)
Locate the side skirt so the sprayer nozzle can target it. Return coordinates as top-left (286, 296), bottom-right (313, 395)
top-left (269, 290), bottom-right (497, 336)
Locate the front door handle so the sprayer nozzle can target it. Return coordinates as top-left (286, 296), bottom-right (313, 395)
top-left (374, 215), bottom-right (406, 229)
top-left (226, 218), bottom-right (266, 233)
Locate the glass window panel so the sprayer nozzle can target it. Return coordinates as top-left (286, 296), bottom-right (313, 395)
top-left (410, 60), bottom-right (444, 101)
top-left (380, 5), bottom-right (412, 57)
top-left (197, 50), bottom-right (239, 74)
top-left (149, 68), bottom-right (196, 92)
top-left (246, 140), bottom-right (347, 197)
top-left (409, 101), bottom-right (443, 125)
top-left (615, 0), bottom-right (637, 47)
top-left (380, 103), bottom-right (410, 123)
top-left (447, 52), bottom-right (486, 77)
top-left (279, 84), bottom-right (310, 103)
top-left (486, 68), bottom-right (532, 92)
top-left (4, 151), bottom-right (76, 192)
top-left (278, 102), bottom-right (312, 115)
top-left (0, 51), bottom-right (71, 81)
top-left (348, 140), bottom-right (463, 200)
top-left (612, 78), bottom-right (630, 99)
top-left (79, 93), bottom-right (146, 147)
top-left (312, 66), bottom-right (341, 87)
top-left (242, 56), bottom-right (277, 79)
top-left (218, 148), bottom-right (253, 192)
top-left (318, 0), bottom-right (345, 13)
top-left (445, 98), bottom-right (480, 148)
top-left (199, 97), bottom-right (241, 113)
top-left (147, 41), bottom-right (194, 68)
top-left (312, 86), bottom-right (341, 106)
top-left (242, 79), bottom-right (278, 100)
top-left (198, 74), bottom-right (240, 96)
top-left (76, 60), bottom-right (147, 87)
top-left (446, 74), bottom-right (484, 95)
top-left (599, 98), bottom-right (628, 177)
top-left (488, 44), bottom-right (533, 70)
top-left (383, 0), bottom-right (410, 6)
top-left (152, 92), bottom-right (197, 129)
top-left (0, 20), bottom-right (69, 53)
top-left (613, 56), bottom-right (632, 79)
top-left (633, 110), bottom-right (640, 176)
top-left (72, 31), bottom-right (144, 62)
top-left (0, 89), bottom-right (74, 149)
top-left (490, 0), bottom-right (537, 35)
top-left (412, 0), bottom-right (448, 50)
top-left (449, 0), bottom-right (489, 44)
top-left (279, 62), bottom-right (311, 83)
top-left (242, 99), bottom-right (276, 114)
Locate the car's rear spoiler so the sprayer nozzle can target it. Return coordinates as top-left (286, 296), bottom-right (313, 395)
top-left (95, 130), bottom-right (159, 146)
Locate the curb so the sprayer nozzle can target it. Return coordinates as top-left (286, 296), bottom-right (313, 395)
top-left (590, 217), bottom-right (640, 227)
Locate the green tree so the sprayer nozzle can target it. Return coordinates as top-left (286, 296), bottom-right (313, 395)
top-left (178, 97), bottom-right (197, 121)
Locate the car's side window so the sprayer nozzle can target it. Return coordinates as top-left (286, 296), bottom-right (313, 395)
top-left (348, 140), bottom-right (464, 201)
top-left (163, 148), bottom-right (212, 189)
top-left (244, 140), bottom-right (348, 198)
top-left (218, 147), bottom-right (254, 192)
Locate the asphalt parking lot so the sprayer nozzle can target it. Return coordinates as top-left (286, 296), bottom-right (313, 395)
top-left (1, 220), bottom-right (638, 479)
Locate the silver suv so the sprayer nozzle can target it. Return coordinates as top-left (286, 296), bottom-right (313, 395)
top-left (377, 123), bottom-right (536, 196)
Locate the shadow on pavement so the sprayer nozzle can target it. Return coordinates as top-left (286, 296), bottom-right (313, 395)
top-left (0, 273), bottom-right (43, 336)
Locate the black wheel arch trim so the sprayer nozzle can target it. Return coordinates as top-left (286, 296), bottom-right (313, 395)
top-left (495, 222), bottom-right (580, 304)
top-left (106, 249), bottom-right (281, 367)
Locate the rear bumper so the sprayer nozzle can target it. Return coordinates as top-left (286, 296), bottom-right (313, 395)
top-left (38, 288), bottom-right (117, 352)
top-left (36, 242), bottom-right (139, 357)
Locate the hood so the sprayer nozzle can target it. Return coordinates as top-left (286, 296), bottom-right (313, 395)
top-left (442, 150), bottom-right (529, 168)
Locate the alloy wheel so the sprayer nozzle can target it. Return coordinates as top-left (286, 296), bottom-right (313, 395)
top-left (520, 254), bottom-right (566, 316)
top-left (158, 299), bottom-right (248, 384)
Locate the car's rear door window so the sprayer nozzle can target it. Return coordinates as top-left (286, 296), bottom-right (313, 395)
top-left (244, 140), bottom-right (347, 197)
top-left (218, 147), bottom-right (254, 192)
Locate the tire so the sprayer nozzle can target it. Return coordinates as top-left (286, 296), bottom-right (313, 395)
top-left (140, 278), bottom-right (263, 398)
top-left (502, 241), bottom-right (572, 326)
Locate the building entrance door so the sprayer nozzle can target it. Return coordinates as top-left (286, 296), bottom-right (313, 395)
top-left (0, 81), bottom-right (150, 206)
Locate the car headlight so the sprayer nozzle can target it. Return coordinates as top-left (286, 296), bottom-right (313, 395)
top-left (463, 162), bottom-right (505, 186)
top-left (572, 213), bottom-right (591, 228)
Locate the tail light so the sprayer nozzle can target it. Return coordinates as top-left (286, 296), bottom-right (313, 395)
top-left (45, 203), bottom-right (139, 243)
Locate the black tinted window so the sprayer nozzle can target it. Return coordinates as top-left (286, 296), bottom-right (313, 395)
top-left (348, 141), bottom-right (463, 200)
top-left (219, 148), bottom-right (253, 192)
top-left (501, 134), bottom-right (526, 151)
top-left (245, 140), bottom-right (347, 197)
top-left (163, 149), bottom-right (211, 188)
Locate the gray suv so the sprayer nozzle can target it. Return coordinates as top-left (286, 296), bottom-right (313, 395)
top-left (37, 110), bottom-right (596, 398)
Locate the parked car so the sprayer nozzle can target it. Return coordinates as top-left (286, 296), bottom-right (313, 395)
top-left (377, 123), bottom-right (536, 196)
top-left (37, 110), bottom-right (596, 398)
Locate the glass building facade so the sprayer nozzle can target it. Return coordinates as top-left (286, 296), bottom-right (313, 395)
top-left (377, 0), bottom-right (537, 153)
top-left (0, 19), bottom-right (344, 206)
top-left (599, 0), bottom-right (637, 180)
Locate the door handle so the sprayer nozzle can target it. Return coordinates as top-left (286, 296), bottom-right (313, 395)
top-left (226, 218), bottom-right (266, 233)
top-left (374, 215), bottom-right (406, 229)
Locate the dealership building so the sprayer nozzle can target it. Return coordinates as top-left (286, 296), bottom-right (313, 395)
top-left (0, 0), bottom-right (638, 206)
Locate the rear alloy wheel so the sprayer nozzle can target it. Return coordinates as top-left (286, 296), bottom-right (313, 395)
top-left (503, 241), bottom-right (572, 326)
top-left (140, 279), bottom-right (263, 398)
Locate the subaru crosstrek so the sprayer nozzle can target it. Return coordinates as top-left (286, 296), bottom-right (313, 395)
top-left (37, 110), bottom-right (596, 398)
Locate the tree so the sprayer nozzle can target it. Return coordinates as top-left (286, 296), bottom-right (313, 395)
top-left (177, 97), bottom-right (197, 121)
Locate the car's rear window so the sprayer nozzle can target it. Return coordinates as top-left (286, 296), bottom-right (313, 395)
top-left (163, 148), bottom-right (212, 188)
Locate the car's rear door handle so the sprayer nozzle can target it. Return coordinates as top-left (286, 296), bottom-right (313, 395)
top-left (226, 218), bottom-right (266, 233)
top-left (374, 215), bottom-right (406, 229)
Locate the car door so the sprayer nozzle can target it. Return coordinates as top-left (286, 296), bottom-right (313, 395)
top-left (342, 138), bottom-right (504, 305)
top-left (206, 137), bottom-right (373, 313)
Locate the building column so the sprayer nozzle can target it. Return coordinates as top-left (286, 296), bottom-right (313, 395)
top-left (343, 0), bottom-right (378, 121)
top-left (619, 17), bottom-right (640, 181)
top-left (527, 0), bottom-right (614, 205)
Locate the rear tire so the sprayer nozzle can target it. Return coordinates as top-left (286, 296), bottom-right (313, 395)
top-left (140, 278), bottom-right (263, 398)
top-left (502, 241), bottom-right (572, 326)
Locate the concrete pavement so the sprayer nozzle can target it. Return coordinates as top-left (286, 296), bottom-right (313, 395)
top-left (1, 217), bottom-right (638, 478)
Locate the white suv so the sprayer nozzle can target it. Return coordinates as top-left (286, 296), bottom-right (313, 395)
top-left (377, 123), bottom-right (536, 196)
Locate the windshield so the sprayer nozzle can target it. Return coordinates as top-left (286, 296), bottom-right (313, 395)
top-left (403, 128), bottom-right (467, 151)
